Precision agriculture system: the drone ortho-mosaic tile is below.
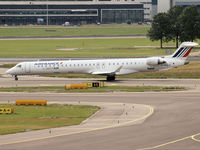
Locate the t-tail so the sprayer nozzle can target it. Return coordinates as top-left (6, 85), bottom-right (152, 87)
top-left (171, 42), bottom-right (198, 59)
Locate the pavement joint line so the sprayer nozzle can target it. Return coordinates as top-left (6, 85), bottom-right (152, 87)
top-left (139, 132), bottom-right (200, 150)
top-left (0, 102), bottom-right (154, 146)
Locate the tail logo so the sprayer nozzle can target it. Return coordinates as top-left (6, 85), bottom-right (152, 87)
top-left (172, 42), bottom-right (198, 58)
top-left (172, 47), bottom-right (193, 58)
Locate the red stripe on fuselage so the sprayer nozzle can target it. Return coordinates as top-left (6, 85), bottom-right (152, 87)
top-left (183, 47), bottom-right (193, 57)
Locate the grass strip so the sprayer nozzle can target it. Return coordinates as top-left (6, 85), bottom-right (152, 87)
top-left (0, 38), bottom-right (199, 58)
top-left (0, 104), bottom-right (99, 135)
top-left (0, 25), bottom-right (150, 37)
top-left (0, 38), bottom-right (179, 58)
top-left (0, 64), bottom-right (16, 68)
top-left (0, 86), bottom-right (185, 93)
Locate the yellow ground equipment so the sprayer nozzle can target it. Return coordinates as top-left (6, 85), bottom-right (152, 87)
top-left (16, 100), bottom-right (47, 106)
top-left (84, 82), bottom-right (106, 88)
top-left (0, 107), bottom-right (14, 114)
top-left (65, 84), bottom-right (88, 90)
top-left (99, 82), bottom-right (106, 87)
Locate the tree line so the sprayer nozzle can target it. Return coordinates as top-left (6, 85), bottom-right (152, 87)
top-left (148, 5), bottom-right (200, 48)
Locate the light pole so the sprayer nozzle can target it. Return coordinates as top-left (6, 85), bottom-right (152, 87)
top-left (46, 1), bottom-right (48, 25)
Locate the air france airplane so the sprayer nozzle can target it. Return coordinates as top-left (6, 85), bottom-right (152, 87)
top-left (6, 42), bottom-right (198, 81)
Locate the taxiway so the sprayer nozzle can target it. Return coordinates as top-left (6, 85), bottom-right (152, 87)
top-left (0, 92), bottom-right (200, 150)
top-left (0, 68), bottom-right (200, 150)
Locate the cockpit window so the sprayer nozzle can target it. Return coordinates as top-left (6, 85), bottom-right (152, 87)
top-left (17, 65), bottom-right (22, 68)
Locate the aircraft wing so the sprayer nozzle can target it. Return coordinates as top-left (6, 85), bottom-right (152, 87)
top-left (91, 66), bottom-right (123, 76)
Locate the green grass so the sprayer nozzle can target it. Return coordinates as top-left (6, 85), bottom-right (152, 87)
top-left (0, 86), bottom-right (185, 93)
top-left (0, 38), bottom-right (199, 58)
top-left (0, 104), bottom-right (99, 135)
top-left (0, 25), bottom-right (149, 37)
top-left (0, 38), bottom-right (183, 58)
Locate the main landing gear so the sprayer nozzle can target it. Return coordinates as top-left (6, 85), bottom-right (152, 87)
top-left (106, 75), bottom-right (115, 81)
top-left (14, 75), bottom-right (18, 81)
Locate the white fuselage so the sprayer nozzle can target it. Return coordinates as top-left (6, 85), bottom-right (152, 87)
top-left (6, 57), bottom-right (185, 76)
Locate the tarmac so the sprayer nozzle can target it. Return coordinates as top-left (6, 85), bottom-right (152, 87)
top-left (0, 68), bottom-right (200, 150)
top-left (0, 92), bottom-right (200, 150)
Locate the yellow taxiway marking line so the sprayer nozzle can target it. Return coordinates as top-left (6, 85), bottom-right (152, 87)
top-left (0, 103), bottom-right (154, 146)
top-left (139, 133), bottom-right (200, 150)
top-left (191, 134), bottom-right (200, 143)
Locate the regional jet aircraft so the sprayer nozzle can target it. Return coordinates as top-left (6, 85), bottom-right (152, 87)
top-left (6, 42), bottom-right (198, 81)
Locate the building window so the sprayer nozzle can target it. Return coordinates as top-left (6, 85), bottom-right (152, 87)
top-left (102, 9), bottom-right (144, 24)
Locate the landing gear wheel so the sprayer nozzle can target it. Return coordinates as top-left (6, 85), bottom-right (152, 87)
top-left (106, 76), bottom-right (115, 81)
top-left (15, 75), bottom-right (18, 81)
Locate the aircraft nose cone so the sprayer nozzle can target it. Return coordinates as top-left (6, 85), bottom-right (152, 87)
top-left (6, 68), bottom-right (12, 74)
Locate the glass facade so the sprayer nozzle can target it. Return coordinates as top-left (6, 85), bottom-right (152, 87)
top-left (0, 16), bottom-right (98, 25)
top-left (152, 0), bottom-right (157, 5)
top-left (0, 3), bottom-right (144, 25)
top-left (0, 9), bottom-right (98, 15)
top-left (102, 9), bottom-right (143, 23)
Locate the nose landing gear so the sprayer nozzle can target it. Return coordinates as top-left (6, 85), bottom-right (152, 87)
top-left (15, 75), bottom-right (18, 81)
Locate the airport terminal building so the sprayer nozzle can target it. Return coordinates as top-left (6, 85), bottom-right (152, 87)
top-left (0, 1), bottom-right (144, 25)
top-left (157, 0), bottom-right (200, 13)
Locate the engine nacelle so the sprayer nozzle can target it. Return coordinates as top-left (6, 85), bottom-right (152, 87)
top-left (147, 57), bottom-right (166, 66)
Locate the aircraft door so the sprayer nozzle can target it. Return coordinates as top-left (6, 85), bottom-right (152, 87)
top-left (25, 63), bottom-right (31, 73)
top-left (54, 63), bottom-right (59, 69)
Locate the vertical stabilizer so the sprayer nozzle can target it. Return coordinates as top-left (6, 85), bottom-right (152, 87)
top-left (172, 42), bottom-right (198, 58)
